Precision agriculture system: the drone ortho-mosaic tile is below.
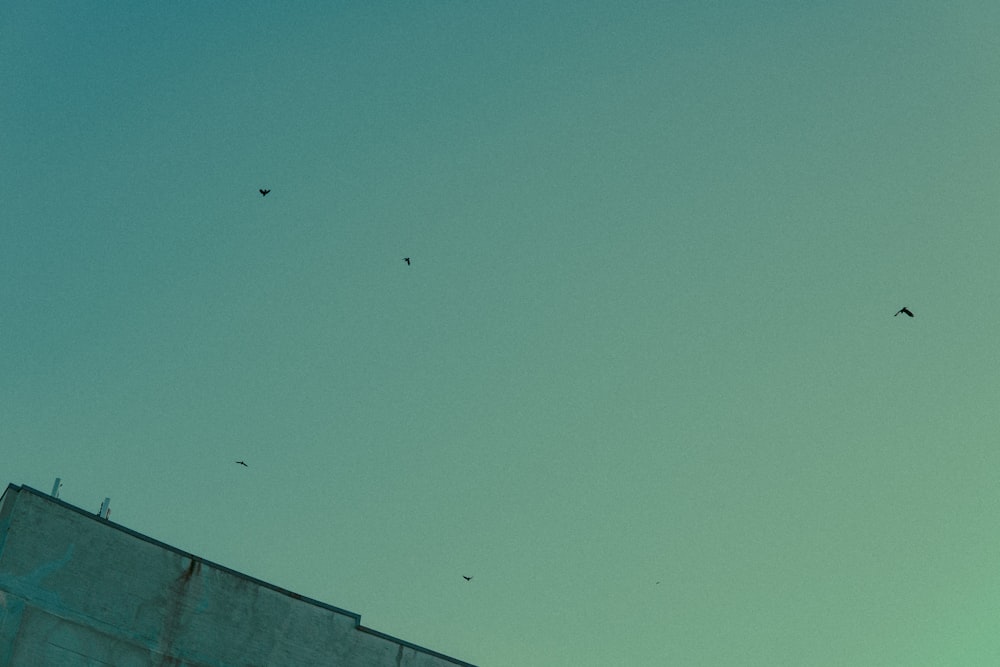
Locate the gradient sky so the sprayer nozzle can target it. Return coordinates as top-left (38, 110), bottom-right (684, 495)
top-left (4, 3), bottom-right (1000, 665)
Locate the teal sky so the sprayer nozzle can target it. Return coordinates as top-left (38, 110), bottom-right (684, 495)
top-left (4, 3), bottom-right (1000, 664)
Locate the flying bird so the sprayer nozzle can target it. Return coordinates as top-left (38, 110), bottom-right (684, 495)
top-left (403, 257), bottom-right (411, 265)
top-left (259, 189), bottom-right (270, 197)
top-left (462, 575), bottom-right (473, 581)
top-left (894, 307), bottom-right (914, 317)
top-left (236, 460), bottom-right (249, 467)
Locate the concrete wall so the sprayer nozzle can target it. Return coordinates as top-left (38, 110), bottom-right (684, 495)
top-left (0, 485), bottom-right (475, 667)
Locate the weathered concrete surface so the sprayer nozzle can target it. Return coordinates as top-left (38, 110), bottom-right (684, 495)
top-left (0, 484), bottom-right (475, 667)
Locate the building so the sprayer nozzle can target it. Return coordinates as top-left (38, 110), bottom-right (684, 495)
top-left (0, 484), bottom-right (476, 666)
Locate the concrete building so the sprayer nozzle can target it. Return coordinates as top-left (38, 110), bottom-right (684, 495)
top-left (0, 484), bottom-right (476, 666)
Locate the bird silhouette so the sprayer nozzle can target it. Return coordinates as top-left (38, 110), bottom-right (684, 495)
top-left (462, 575), bottom-right (472, 581)
top-left (236, 460), bottom-right (249, 467)
top-left (403, 257), bottom-right (411, 265)
top-left (895, 307), bottom-right (914, 317)
top-left (259, 189), bottom-right (270, 197)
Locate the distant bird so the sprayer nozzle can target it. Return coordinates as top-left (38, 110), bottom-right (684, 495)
top-left (403, 257), bottom-right (411, 265)
top-left (895, 307), bottom-right (914, 317)
top-left (259, 189), bottom-right (270, 197)
top-left (462, 575), bottom-right (472, 581)
top-left (236, 460), bottom-right (248, 467)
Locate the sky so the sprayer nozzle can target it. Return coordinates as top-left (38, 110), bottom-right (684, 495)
top-left (3, 2), bottom-right (1000, 664)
